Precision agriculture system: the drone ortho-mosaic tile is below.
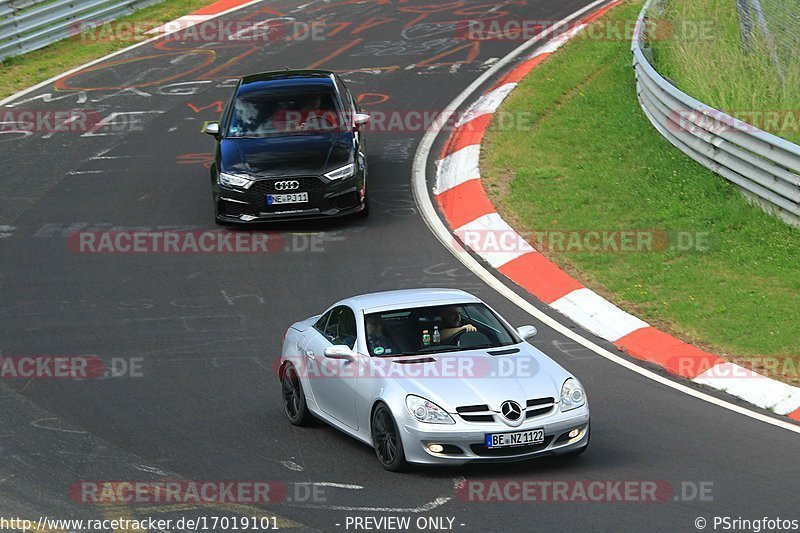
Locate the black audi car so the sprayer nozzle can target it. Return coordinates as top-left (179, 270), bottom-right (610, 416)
top-left (204, 70), bottom-right (370, 224)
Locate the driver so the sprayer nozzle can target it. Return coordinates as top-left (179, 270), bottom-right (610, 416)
top-left (300, 94), bottom-right (339, 131)
top-left (365, 315), bottom-right (397, 356)
top-left (439, 307), bottom-right (477, 343)
top-left (273, 94), bottom-right (337, 132)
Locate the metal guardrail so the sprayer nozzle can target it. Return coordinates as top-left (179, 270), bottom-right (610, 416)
top-left (632, 0), bottom-right (800, 227)
top-left (0, 0), bottom-right (163, 60)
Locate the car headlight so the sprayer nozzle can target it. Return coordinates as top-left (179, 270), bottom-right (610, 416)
top-left (218, 171), bottom-right (252, 188)
top-left (560, 378), bottom-right (586, 412)
top-left (405, 395), bottom-right (455, 424)
top-left (324, 163), bottom-right (355, 181)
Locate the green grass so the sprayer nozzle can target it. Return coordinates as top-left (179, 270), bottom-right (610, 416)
top-left (0, 0), bottom-right (220, 100)
top-left (481, 0), bottom-right (800, 379)
top-left (651, 0), bottom-right (800, 144)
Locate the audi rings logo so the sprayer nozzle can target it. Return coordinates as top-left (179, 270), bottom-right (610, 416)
top-left (500, 400), bottom-right (522, 421)
top-left (274, 180), bottom-right (300, 191)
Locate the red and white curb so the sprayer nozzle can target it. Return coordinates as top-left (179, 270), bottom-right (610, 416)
top-left (147, 0), bottom-right (261, 34)
top-left (433, 1), bottom-right (800, 421)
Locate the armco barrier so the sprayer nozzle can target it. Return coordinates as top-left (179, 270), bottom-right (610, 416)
top-left (0, 0), bottom-right (163, 60)
top-left (632, 0), bottom-right (800, 227)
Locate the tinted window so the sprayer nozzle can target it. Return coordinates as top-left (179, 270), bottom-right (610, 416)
top-left (323, 306), bottom-right (357, 349)
top-left (227, 90), bottom-right (345, 137)
top-left (313, 310), bottom-right (331, 333)
top-left (364, 303), bottom-right (516, 356)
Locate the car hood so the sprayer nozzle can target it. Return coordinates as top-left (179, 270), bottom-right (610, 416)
top-left (221, 132), bottom-right (354, 177)
top-left (382, 344), bottom-right (571, 412)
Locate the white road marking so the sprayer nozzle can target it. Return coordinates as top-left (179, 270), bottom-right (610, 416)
top-left (280, 460), bottom-right (304, 472)
top-left (289, 496), bottom-right (451, 513)
top-left (300, 482), bottom-right (364, 490)
top-left (31, 417), bottom-right (88, 434)
top-left (0, 225), bottom-right (16, 239)
top-left (135, 464), bottom-right (171, 476)
top-left (411, 0), bottom-right (800, 435)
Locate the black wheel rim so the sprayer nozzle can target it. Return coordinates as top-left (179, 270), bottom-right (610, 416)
top-left (282, 367), bottom-right (301, 420)
top-left (373, 409), bottom-right (397, 465)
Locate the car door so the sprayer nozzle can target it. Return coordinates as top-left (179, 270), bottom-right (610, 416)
top-left (302, 305), bottom-right (359, 429)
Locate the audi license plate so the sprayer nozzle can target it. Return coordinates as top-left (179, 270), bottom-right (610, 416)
top-left (268, 192), bottom-right (308, 205)
top-left (485, 428), bottom-right (545, 448)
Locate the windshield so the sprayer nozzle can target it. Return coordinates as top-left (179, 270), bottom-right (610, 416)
top-left (364, 303), bottom-right (518, 357)
top-left (227, 90), bottom-right (346, 138)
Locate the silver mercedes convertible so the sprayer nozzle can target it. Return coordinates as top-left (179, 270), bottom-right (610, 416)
top-left (279, 288), bottom-right (590, 471)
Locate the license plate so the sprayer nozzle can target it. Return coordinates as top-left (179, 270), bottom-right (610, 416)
top-left (485, 428), bottom-right (545, 448)
top-left (268, 192), bottom-right (308, 205)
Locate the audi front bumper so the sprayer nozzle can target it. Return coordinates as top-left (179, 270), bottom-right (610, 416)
top-left (214, 170), bottom-right (366, 223)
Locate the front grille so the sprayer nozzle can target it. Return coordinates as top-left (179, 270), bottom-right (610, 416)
top-left (470, 436), bottom-right (554, 457)
top-left (457, 398), bottom-right (556, 423)
top-left (460, 414), bottom-right (494, 423)
top-left (526, 406), bottom-right (553, 419)
top-left (456, 404), bottom-right (489, 413)
top-left (250, 176), bottom-right (327, 194)
top-left (246, 177), bottom-right (327, 211)
top-left (525, 397), bottom-right (555, 420)
top-left (527, 397), bottom-right (555, 407)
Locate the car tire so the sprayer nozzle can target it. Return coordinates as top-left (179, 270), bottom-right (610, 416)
top-left (563, 422), bottom-right (590, 457)
top-left (371, 404), bottom-right (406, 472)
top-left (281, 363), bottom-right (312, 426)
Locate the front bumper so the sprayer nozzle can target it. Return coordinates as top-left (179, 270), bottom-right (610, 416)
top-left (214, 171), bottom-right (366, 223)
top-left (399, 404), bottom-right (590, 465)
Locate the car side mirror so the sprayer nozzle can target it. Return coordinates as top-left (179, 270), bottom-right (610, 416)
top-left (204, 122), bottom-right (220, 136)
top-left (324, 345), bottom-right (354, 360)
top-left (517, 325), bottom-right (538, 339)
top-left (353, 113), bottom-right (371, 130)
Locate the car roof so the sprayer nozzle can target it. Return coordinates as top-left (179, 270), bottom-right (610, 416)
top-left (342, 288), bottom-right (482, 312)
top-left (237, 70), bottom-right (336, 96)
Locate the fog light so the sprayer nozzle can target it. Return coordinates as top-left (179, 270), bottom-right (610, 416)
top-left (568, 428), bottom-right (581, 439)
top-left (428, 444), bottom-right (444, 453)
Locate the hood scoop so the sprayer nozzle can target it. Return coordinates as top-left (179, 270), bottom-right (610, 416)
top-left (486, 348), bottom-right (520, 356)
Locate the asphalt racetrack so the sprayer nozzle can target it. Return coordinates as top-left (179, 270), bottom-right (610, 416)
top-left (0, 1), bottom-right (798, 531)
